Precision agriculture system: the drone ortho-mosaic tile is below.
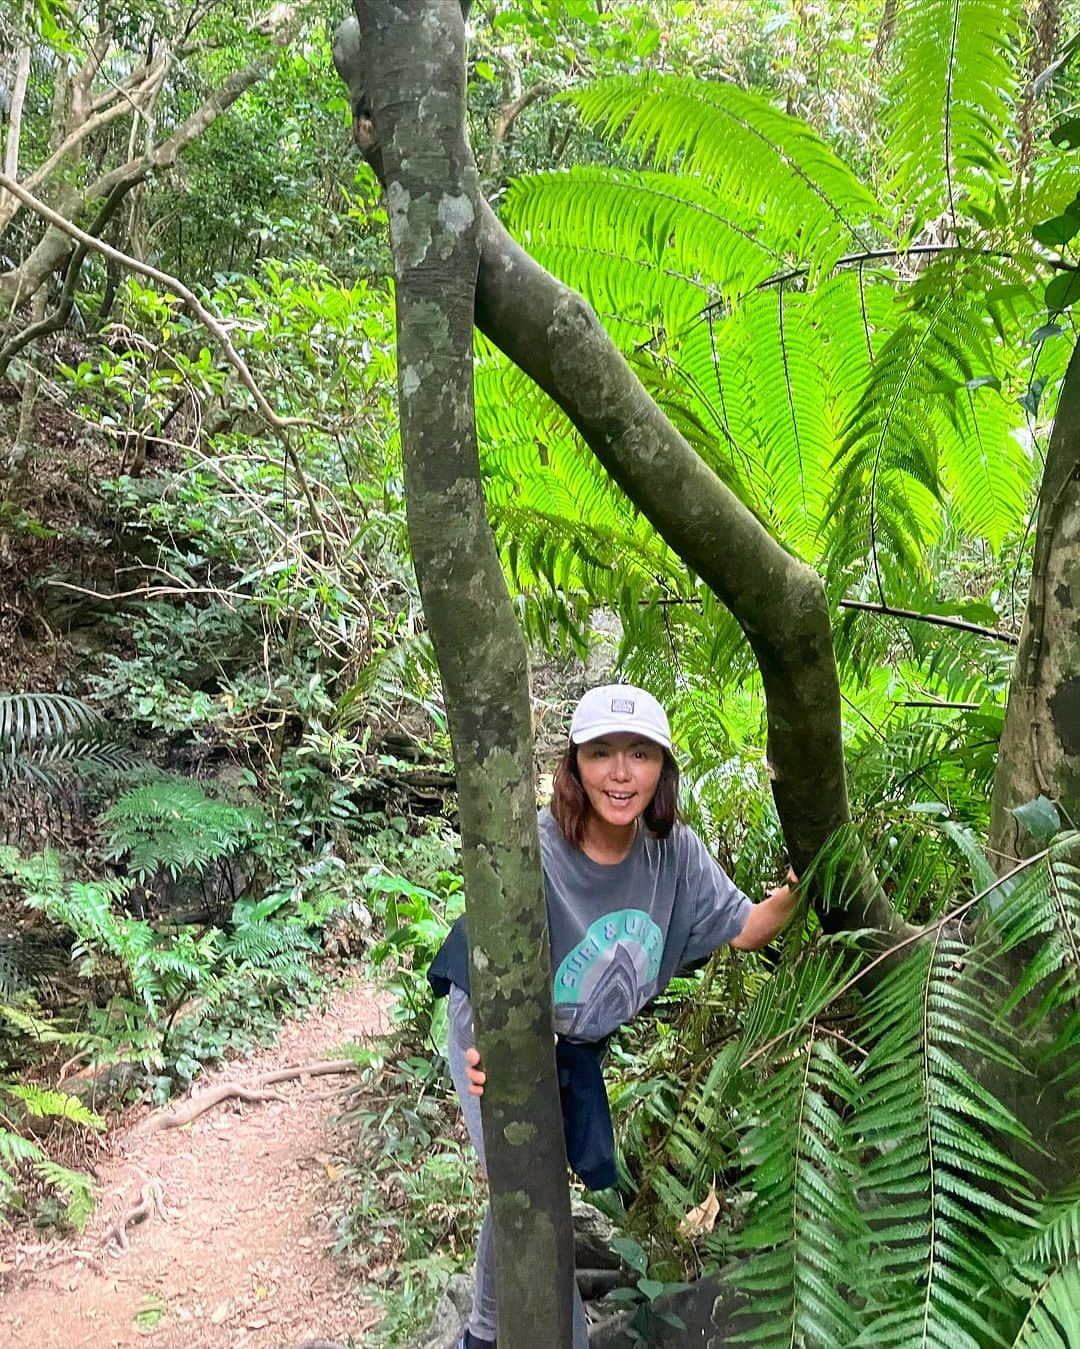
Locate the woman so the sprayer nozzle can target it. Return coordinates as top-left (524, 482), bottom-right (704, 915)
top-left (429, 684), bottom-right (800, 1349)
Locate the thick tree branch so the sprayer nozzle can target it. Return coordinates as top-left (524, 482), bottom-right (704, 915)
top-left (471, 202), bottom-right (910, 938)
top-left (334, 14), bottom-right (910, 945)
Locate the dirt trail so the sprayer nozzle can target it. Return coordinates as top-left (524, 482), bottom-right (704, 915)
top-left (0, 979), bottom-right (389, 1349)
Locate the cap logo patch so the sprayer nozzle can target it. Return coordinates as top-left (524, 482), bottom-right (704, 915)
top-left (610, 698), bottom-right (635, 714)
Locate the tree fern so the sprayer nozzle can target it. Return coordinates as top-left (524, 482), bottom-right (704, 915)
top-left (882, 0), bottom-right (1021, 228)
top-left (565, 75), bottom-right (884, 276)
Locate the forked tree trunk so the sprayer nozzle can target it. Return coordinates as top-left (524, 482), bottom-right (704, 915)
top-left (333, 17), bottom-right (910, 949)
top-left (988, 338), bottom-right (1080, 869)
top-left (347, 3), bottom-right (574, 1344)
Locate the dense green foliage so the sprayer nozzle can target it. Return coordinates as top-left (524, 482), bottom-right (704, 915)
top-left (1, 0), bottom-right (1078, 1343)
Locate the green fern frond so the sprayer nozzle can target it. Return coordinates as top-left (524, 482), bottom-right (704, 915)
top-left (2, 1084), bottom-right (105, 1131)
top-left (883, 0), bottom-right (1021, 227)
top-left (1001, 1193), bottom-right (1080, 1348)
top-left (1009, 1193), bottom-right (1080, 1270)
top-left (225, 916), bottom-right (317, 967)
top-left (32, 1158), bottom-right (96, 1230)
top-left (734, 1029), bottom-right (866, 1347)
top-left (566, 74), bottom-right (884, 276)
top-left (853, 928), bottom-right (1036, 1345)
top-left (986, 837), bottom-right (1080, 1027)
top-left (100, 780), bottom-right (261, 882)
top-left (0, 1129), bottom-right (44, 1168)
top-left (1006, 1264), bottom-right (1080, 1349)
top-left (504, 167), bottom-right (784, 313)
top-left (18, 865), bottom-right (133, 966)
top-left (826, 255), bottom-right (1032, 577)
top-left (0, 1000), bottom-right (82, 1045)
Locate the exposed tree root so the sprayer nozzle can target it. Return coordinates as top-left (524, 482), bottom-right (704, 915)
top-left (137, 1060), bottom-right (359, 1135)
top-left (97, 1062), bottom-right (360, 1257)
top-left (104, 1179), bottom-right (166, 1253)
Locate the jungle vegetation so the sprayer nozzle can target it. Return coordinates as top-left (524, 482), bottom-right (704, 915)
top-left (0, 0), bottom-right (1078, 1345)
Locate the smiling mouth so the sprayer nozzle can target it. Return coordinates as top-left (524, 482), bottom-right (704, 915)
top-left (605, 792), bottom-right (636, 803)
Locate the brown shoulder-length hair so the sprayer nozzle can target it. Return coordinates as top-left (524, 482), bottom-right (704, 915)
top-left (550, 744), bottom-right (680, 849)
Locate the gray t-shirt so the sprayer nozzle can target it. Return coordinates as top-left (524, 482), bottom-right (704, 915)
top-left (539, 808), bottom-right (752, 1041)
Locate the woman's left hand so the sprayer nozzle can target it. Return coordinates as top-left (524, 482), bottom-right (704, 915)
top-left (464, 1046), bottom-right (486, 1097)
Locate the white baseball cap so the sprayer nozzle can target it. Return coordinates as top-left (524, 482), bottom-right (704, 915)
top-left (569, 685), bottom-right (672, 750)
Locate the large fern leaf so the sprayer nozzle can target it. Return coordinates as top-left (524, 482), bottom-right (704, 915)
top-left (853, 928), bottom-right (1036, 1346)
top-left (505, 167), bottom-right (785, 313)
top-left (883, 0), bottom-right (1022, 227)
top-left (734, 1027), bottom-right (866, 1346)
top-left (826, 254), bottom-right (1035, 580)
top-left (566, 75), bottom-right (884, 276)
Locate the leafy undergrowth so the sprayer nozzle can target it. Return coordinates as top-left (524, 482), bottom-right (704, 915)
top-left (331, 1048), bottom-right (484, 1346)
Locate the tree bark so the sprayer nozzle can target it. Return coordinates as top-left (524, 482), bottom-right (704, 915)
top-left (347, 3), bottom-right (575, 1344)
top-left (0, 6), bottom-right (31, 223)
top-left (988, 337), bottom-right (1080, 869)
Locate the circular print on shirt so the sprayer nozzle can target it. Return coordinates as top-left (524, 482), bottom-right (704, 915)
top-left (553, 909), bottom-right (664, 1039)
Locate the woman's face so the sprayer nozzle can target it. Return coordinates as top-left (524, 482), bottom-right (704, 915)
top-left (576, 732), bottom-right (665, 830)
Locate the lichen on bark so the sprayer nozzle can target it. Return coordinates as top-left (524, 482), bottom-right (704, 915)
top-left (989, 338), bottom-right (1080, 869)
top-left (345, 2), bottom-right (575, 1343)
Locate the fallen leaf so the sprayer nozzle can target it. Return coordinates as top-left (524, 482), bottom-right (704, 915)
top-left (678, 1185), bottom-right (720, 1238)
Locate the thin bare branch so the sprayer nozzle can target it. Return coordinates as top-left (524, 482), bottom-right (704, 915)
top-left (0, 172), bottom-right (326, 435)
top-left (0, 11), bottom-right (32, 220)
top-left (0, 57), bottom-right (169, 232)
top-left (839, 597), bottom-right (1019, 645)
top-left (486, 80), bottom-right (555, 183)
